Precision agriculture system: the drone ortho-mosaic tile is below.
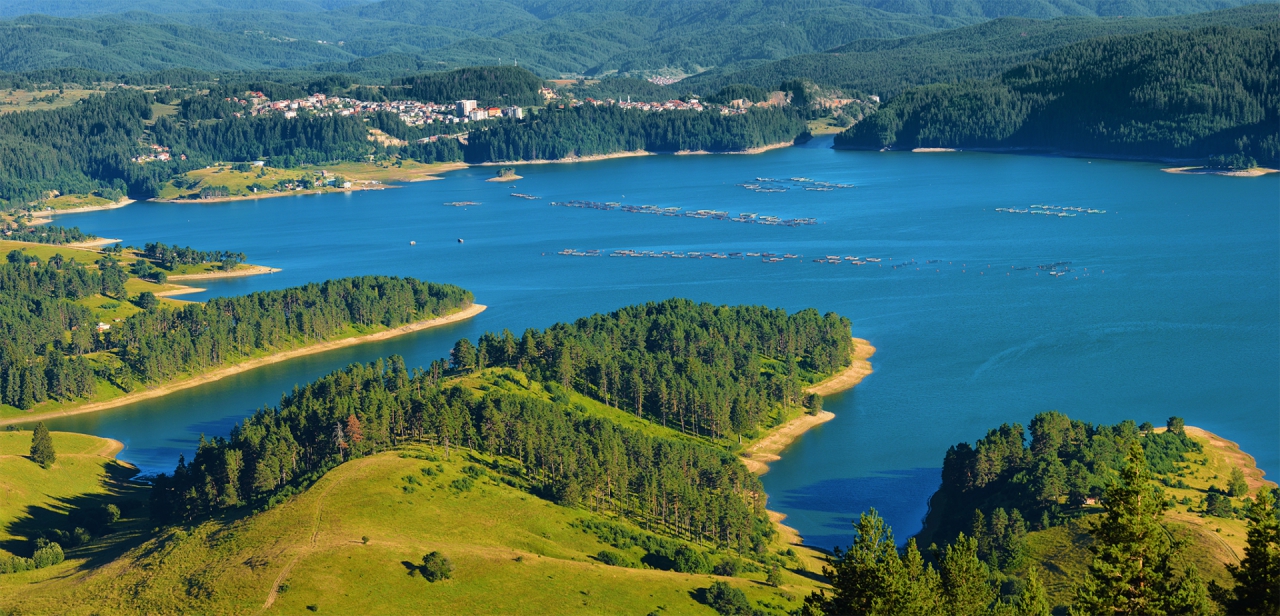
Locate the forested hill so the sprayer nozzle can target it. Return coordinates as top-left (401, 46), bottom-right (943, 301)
top-left (835, 22), bottom-right (1280, 166)
top-left (680, 5), bottom-right (1279, 98)
top-left (0, 0), bottom-right (1266, 76)
top-left (149, 299), bottom-right (856, 559)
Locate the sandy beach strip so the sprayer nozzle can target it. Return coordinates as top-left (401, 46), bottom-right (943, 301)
top-left (486, 174), bottom-right (523, 182)
top-left (168, 265), bottom-right (281, 281)
top-left (913, 147), bottom-right (958, 153)
top-left (472, 140), bottom-right (796, 166)
top-left (739, 338), bottom-right (876, 475)
top-left (1161, 166), bottom-right (1278, 177)
top-left (0, 303), bottom-right (486, 427)
top-left (66, 238), bottom-right (123, 248)
top-left (806, 338), bottom-right (876, 396)
top-left (154, 285), bottom-right (207, 297)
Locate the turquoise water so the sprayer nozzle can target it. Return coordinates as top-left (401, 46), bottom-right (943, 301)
top-left (43, 137), bottom-right (1279, 550)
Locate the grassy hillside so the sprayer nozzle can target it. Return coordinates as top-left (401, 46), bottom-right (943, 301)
top-left (0, 442), bottom-right (823, 615)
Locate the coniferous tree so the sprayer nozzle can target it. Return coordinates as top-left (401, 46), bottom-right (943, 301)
top-left (29, 422), bottom-right (55, 468)
top-left (1017, 567), bottom-right (1051, 616)
top-left (1071, 442), bottom-right (1210, 615)
top-left (1211, 488), bottom-right (1280, 615)
top-left (939, 533), bottom-right (994, 616)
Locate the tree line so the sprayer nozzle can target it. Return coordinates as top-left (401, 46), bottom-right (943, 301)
top-left (923, 411), bottom-right (1203, 548)
top-left (836, 22), bottom-right (1280, 166)
top-left (454, 298), bottom-right (853, 439)
top-left (141, 242), bottom-right (245, 270)
top-left (1, 223), bottom-right (95, 245)
top-left (150, 355), bottom-right (773, 554)
top-left (805, 441), bottom-right (1279, 615)
top-left (462, 105), bottom-right (807, 163)
top-left (0, 250), bottom-right (471, 408)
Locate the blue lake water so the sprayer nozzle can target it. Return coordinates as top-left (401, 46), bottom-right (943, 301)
top-left (41, 137), bottom-right (1279, 550)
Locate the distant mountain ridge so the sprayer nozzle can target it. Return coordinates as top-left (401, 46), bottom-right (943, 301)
top-left (835, 20), bottom-right (1280, 165)
top-left (0, 0), bottom-right (1269, 76)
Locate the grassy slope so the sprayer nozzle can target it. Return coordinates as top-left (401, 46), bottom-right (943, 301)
top-left (156, 161), bottom-right (465, 201)
top-left (0, 445), bottom-right (819, 615)
top-left (1020, 426), bottom-right (1277, 609)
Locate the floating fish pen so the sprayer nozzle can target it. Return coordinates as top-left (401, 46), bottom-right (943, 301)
top-left (998, 204), bottom-right (1103, 216)
top-left (550, 199), bottom-right (817, 226)
top-left (444, 201), bottom-right (480, 207)
top-left (510, 193), bottom-right (540, 200)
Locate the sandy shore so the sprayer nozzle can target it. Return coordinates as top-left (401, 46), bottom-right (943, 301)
top-left (806, 338), bottom-right (876, 396)
top-left (154, 285), bottom-right (206, 297)
top-left (473, 141), bottom-right (796, 166)
top-left (152, 184), bottom-right (393, 204)
top-left (486, 174), bottom-right (523, 182)
top-left (45, 198), bottom-right (134, 215)
top-left (168, 265), bottom-right (281, 281)
top-left (913, 147), bottom-right (957, 153)
top-left (739, 338), bottom-right (876, 475)
top-left (68, 237), bottom-right (123, 248)
top-left (0, 303), bottom-right (486, 427)
top-left (1162, 166), bottom-right (1278, 177)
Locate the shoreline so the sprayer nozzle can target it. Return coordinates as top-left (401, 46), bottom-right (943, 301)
top-left (0, 303), bottom-right (486, 427)
top-left (67, 237), bottom-right (123, 248)
top-left (835, 143), bottom-right (1280, 172)
top-left (486, 174), bottom-right (523, 182)
top-left (44, 198), bottom-right (135, 216)
top-left (168, 265), bottom-right (281, 281)
top-left (152, 183), bottom-right (395, 205)
top-left (742, 338), bottom-right (875, 475)
top-left (744, 337), bottom-right (875, 555)
top-left (805, 338), bottom-right (876, 396)
top-left (1162, 166), bottom-right (1278, 177)
top-left (155, 285), bottom-right (206, 297)
top-left (473, 140), bottom-right (797, 166)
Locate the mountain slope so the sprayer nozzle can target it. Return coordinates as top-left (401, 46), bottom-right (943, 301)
top-left (834, 21), bottom-right (1280, 164)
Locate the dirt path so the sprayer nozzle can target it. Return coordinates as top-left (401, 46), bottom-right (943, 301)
top-left (805, 338), bottom-right (875, 396)
top-left (0, 304), bottom-right (486, 427)
top-left (259, 457), bottom-right (378, 613)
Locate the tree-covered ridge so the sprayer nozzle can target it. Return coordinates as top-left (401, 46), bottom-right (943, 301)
top-left (923, 412), bottom-right (1203, 548)
top-left (463, 106), bottom-right (807, 162)
top-left (392, 66), bottom-right (545, 107)
top-left (111, 276), bottom-right (471, 384)
top-left (149, 357), bottom-right (773, 554)
top-left (0, 250), bottom-right (472, 409)
top-left (462, 299), bottom-right (853, 438)
top-left (836, 22), bottom-right (1280, 165)
top-left (680, 6), bottom-right (1278, 98)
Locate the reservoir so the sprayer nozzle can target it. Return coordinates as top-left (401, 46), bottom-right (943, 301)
top-left (42, 137), bottom-right (1279, 550)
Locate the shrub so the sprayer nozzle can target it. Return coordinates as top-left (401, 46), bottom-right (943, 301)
top-left (420, 551), bottom-right (453, 582)
top-left (672, 545), bottom-right (710, 574)
top-left (596, 550), bottom-right (638, 568)
top-left (705, 581), bottom-right (753, 616)
top-left (713, 557), bottom-right (740, 577)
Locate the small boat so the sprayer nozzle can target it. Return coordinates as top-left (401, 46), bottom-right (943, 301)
top-left (410, 241), bottom-right (416, 246)
top-left (457, 238), bottom-right (464, 243)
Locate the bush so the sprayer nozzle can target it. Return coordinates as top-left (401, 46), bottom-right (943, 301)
top-left (672, 545), bottom-right (710, 574)
top-left (713, 557), bottom-right (741, 577)
top-left (134, 291), bottom-right (158, 310)
top-left (596, 550), bottom-right (638, 568)
top-left (420, 551), bottom-right (453, 582)
top-left (704, 581), bottom-right (754, 616)
top-left (31, 540), bottom-right (64, 569)
top-left (449, 476), bottom-right (474, 492)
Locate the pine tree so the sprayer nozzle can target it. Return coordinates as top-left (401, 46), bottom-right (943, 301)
top-left (1017, 568), bottom-right (1051, 616)
top-left (940, 532), bottom-right (994, 616)
top-left (1211, 488), bottom-right (1280, 614)
top-left (30, 422), bottom-right (55, 468)
top-left (1071, 442), bottom-right (1209, 615)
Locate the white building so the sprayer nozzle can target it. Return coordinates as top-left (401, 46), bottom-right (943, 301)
top-left (456, 100), bottom-right (478, 117)
top-left (504, 106), bottom-right (524, 119)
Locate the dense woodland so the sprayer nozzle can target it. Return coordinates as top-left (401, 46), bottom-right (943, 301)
top-left (150, 299), bottom-right (857, 555)
top-left (464, 106), bottom-right (807, 162)
top-left (837, 22), bottom-right (1280, 165)
top-left (461, 299), bottom-right (853, 439)
top-left (923, 412), bottom-right (1204, 548)
top-left (140, 242), bottom-right (245, 270)
top-left (392, 66), bottom-right (545, 108)
top-left (0, 253), bottom-right (471, 408)
top-left (149, 357), bottom-right (773, 554)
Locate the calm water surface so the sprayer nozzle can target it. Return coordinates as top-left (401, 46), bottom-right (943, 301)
top-left (42, 137), bottom-right (1279, 550)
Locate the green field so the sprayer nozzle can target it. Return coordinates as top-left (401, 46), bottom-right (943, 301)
top-left (0, 445), bottom-right (819, 615)
top-left (155, 160), bottom-right (465, 202)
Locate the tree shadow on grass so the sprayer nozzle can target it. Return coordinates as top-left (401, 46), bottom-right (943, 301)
top-left (2, 458), bottom-right (149, 572)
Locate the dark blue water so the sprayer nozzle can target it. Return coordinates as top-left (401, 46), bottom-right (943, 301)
top-left (42, 138), bottom-right (1280, 550)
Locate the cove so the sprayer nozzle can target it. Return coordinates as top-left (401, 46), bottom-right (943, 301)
top-left (40, 137), bottom-right (1279, 551)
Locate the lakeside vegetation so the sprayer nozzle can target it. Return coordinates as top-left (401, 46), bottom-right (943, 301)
top-left (836, 21), bottom-right (1280, 166)
top-left (0, 237), bottom-right (472, 419)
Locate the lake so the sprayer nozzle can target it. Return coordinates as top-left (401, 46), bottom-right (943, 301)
top-left (42, 137), bottom-right (1280, 550)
